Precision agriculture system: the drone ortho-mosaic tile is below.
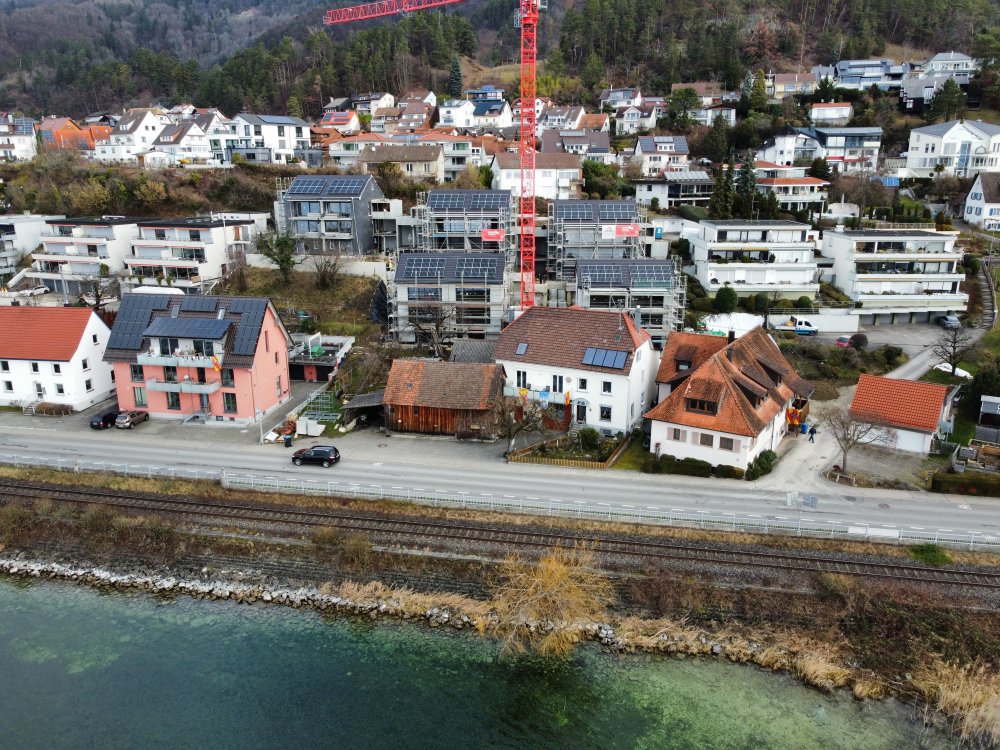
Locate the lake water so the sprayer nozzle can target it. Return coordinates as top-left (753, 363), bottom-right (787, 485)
top-left (0, 578), bottom-right (956, 749)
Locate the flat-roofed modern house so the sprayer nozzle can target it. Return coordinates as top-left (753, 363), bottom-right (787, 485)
top-left (278, 174), bottom-right (385, 255)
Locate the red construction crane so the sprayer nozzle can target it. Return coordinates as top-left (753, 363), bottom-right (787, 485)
top-left (325, 0), bottom-right (540, 308)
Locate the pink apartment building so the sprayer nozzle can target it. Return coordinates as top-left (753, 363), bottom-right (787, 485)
top-left (103, 293), bottom-right (291, 424)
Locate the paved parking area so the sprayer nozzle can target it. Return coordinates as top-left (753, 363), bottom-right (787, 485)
top-left (814, 323), bottom-right (945, 356)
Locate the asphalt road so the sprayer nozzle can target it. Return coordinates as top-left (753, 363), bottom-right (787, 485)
top-left (2, 426), bottom-right (998, 544)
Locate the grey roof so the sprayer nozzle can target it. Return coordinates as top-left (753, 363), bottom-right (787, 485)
top-left (928, 51), bottom-right (973, 63)
top-left (974, 173), bottom-right (1000, 204)
top-left (236, 113), bottom-right (309, 128)
top-left (552, 200), bottom-right (639, 221)
top-left (540, 129), bottom-right (610, 154)
top-left (473, 101), bottom-right (506, 116)
top-left (359, 144), bottom-right (442, 163)
top-left (138, 216), bottom-right (252, 228)
top-left (450, 340), bottom-right (497, 364)
top-left (111, 110), bottom-right (155, 135)
top-left (105, 294), bottom-right (276, 367)
top-left (343, 389), bottom-right (385, 410)
top-left (634, 169), bottom-right (712, 183)
top-left (395, 252), bottom-right (505, 284)
top-left (577, 259), bottom-right (677, 288)
top-left (636, 135), bottom-right (690, 155)
top-left (426, 190), bottom-right (511, 212)
top-left (286, 174), bottom-right (376, 198)
top-left (913, 119), bottom-right (1000, 137)
top-left (46, 216), bottom-right (139, 226)
top-left (812, 127), bottom-right (883, 136)
top-left (705, 219), bottom-right (810, 228)
top-left (144, 316), bottom-right (232, 340)
top-left (841, 229), bottom-right (947, 238)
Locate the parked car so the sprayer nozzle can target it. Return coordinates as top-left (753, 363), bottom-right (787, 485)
top-left (21, 285), bottom-right (50, 297)
top-left (115, 410), bottom-right (149, 429)
top-left (938, 313), bottom-right (961, 329)
top-left (89, 407), bottom-right (120, 430)
top-left (834, 336), bottom-right (852, 348)
top-left (291, 445), bottom-right (341, 467)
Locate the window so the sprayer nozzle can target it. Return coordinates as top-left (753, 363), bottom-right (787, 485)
top-left (92, 334), bottom-right (98, 344)
top-left (188, 230), bottom-right (201, 242)
top-left (276, 375), bottom-right (282, 396)
top-left (686, 398), bottom-right (717, 415)
top-left (516, 370), bottom-right (528, 389)
top-left (600, 406), bottom-right (612, 421)
top-left (223, 392), bottom-right (238, 413)
top-left (2, 381), bottom-right (11, 392)
top-left (85, 379), bottom-right (93, 392)
top-left (163, 366), bottom-right (178, 383)
top-left (154, 229), bottom-right (166, 240)
top-left (52, 364), bottom-right (61, 374)
top-left (31, 362), bottom-right (39, 373)
top-left (130, 364), bottom-right (144, 382)
top-left (552, 375), bottom-right (563, 392)
top-left (720, 437), bottom-right (735, 451)
top-left (578, 378), bottom-right (588, 391)
top-left (671, 428), bottom-right (685, 441)
top-left (159, 338), bottom-right (179, 356)
top-left (699, 433), bottom-right (714, 447)
top-left (221, 368), bottom-right (235, 387)
top-left (55, 384), bottom-right (64, 395)
top-left (0, 361), bottom-right (7, 372)
top-left (166, 392), bottom-right (181, 410)
top-left (602, 381), bottom-right (612, 394)
top-left (265, 330), bottom-right (270, 352)
top-left (515, 342), bottom-right (528, 355)
top-left (133, 387), bottom-right (147, 407)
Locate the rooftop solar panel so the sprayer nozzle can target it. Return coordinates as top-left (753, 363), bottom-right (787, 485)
top-left (581, 346), bottom-right (628, 370)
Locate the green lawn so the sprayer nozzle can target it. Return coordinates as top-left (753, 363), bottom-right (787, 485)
top-left (920, 368), bottom-right (970, 386)
top-left (611, 436), bottom-right (649, 471)
top-left (951, 415), bottom-right (976, 446)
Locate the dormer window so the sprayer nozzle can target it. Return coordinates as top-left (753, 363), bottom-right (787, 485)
top-left (676, 360), bottom-right (691, 371)
top-left (685, 398), bottom-right (717, 415)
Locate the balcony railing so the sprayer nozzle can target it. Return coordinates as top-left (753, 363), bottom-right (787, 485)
top-left (146, 378), bottom-right (182, 392)
top-left (137, 352), bottom-right (221, 368)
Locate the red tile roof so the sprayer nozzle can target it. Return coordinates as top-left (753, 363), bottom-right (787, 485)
top-left (811, 102), bottom-right (852, 108)
top-left (645, 327), bottom-right (813, 437)
top-left (384, 360), bottom-right (502, 410)
top-left (850, 374), bottom-right (948, 434)
top-left (495, 307), bottom-right (650, 375)
top-left (0, 307), bottom-right (99, 362)
top-left (655, 332), bottom-right (729, 388)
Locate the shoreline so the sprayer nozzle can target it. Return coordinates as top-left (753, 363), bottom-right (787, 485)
top-left (0, 549), bottom-right (990, 749)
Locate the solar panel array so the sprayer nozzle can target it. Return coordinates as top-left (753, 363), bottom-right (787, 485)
top-left (406, 256), bottom-right (446, 276)
top-left (395, 253), bottom-right (504, 284)
top-left (456, 257), bottom-right (499, 276)
top-left (597, 202), bottom-right (638, 221)
top-left (107, 294), bottom-right (173, 351)
top-left (579, 263), bottom-right (626, 286)
top-left (582, 347), bottom-right (628, 369)
top-left (288, 176), bottom-right (369, 197)
top-left (427, 191), bottom-right (510, 212)
top-left (144, 317), bottom-right (232, 340)
top-left (228, 297), bottom-right (267, 356)
top-left (628, 263), bottom-right (674, 282)
top-left (180, 296), bottom-right (218, 312)
top-left (577, 260), bottom-right (676, 287)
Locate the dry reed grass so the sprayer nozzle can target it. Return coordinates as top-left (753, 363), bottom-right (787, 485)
top-left (851, 675), bottom-right (888, 700)
top-left (914, 660), bottom-right (1000, 747)
top-left (794, 653), bottom-right (853, 691)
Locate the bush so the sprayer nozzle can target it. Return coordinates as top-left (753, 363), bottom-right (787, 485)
top-left (685, 273), bottom-right (707, 299)
top-left (963, 253), bottom-right (981, 275)
top-left (880, 345), bottom-right (904, 365)
top-left (678, 205), bottom-right (708, 221)
top-left (931, 470), bottom-right (1000, 496)
top-left (714, 464), bottom-right (745, 479)
top-left (908, 543), bottom-right (952, 567)
top-left (35, 402), bottom-right (73, 416)
top-left (342, 533), bottom-right (374, 570)
top-left (641, 454), bottom-right (712, 477)
top-left (746, 450), bottom-right (778, 480)
top-left (578, 427), bottom-right (601, 450)
top-left (849, 333), bottom-right (869, 350)
top-left (795, 295), bottom-right (814, 310)
top-left (714, 284), bottom-right (738, 313)
top-left (690, 297), bottom-right (716, 313)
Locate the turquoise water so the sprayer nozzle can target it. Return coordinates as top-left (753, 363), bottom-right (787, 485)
top-left (0, 578), bottom-right (956, 749)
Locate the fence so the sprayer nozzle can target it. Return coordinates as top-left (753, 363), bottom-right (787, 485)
top-left (1, 449), bottom-right (997, 551)
top-left (220, 471), bottom-right (1000, 551)
top-left (507, 435), bottom-right (633, 470)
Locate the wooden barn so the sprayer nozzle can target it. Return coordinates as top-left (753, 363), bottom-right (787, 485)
top-left (384, 360), bottom-right (503, 439)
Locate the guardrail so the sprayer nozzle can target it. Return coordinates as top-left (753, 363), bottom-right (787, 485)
top-left (220, 471), bottom-right (1000, 551)
top-left (1, 450), bottom-right (997, 551)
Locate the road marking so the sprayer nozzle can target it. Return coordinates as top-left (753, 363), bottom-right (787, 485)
top-left (959, 504), bottom-right (972, 510)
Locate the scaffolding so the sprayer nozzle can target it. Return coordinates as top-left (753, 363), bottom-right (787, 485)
top-left (548, 200), bottom-right (648, 281)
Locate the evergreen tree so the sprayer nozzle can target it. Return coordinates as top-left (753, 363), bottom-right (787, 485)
top-left (749, 70), bottom-right (769, 113)
top-left (703, 114), bottom-right (731, 164)
top-left (734, 156), bottom-right (757, 218)
top-left (809, 157), bottom-right (832, 180)
top-left (708, 162), bottom-right (734, 220)
top-left (714, 284), bottom-right (738, 313)
top-left (447, 57), bottom-right (463, 100)
top-left (761, 190), bottom-right (781, 220)
top-left (581, 52), bottom-right (604, 94)
top-left (814, 75), bottom-right (837, 102)
top-left (926, 78), bottom-right (967, 123)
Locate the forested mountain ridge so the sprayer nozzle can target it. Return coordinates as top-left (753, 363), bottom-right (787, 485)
top-left (2, 0), bottom-right (999, 118)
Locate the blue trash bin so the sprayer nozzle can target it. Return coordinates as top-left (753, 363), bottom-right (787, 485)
top-left (801, 423), bottom-right (809, 434)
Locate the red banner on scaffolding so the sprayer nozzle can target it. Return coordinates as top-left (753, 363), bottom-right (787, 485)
top-left (481, 228), bottom-right (506, 242)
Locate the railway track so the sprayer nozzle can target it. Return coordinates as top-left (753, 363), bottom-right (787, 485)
top-left (2, 479), bottom-right (999, 591)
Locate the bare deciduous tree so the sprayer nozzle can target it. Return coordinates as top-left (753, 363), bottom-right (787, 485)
top-left (484, 547), bottom-right (615, 657)
top-left (815, 403), bottom-right (896, 473)
top-left (932, 325), bottom-right (978, 377)
top-left (408, 304), bottom-right (454, 359)
top-left (489, 396), bottom-right (547, 453)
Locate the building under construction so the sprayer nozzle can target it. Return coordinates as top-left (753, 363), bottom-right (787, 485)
top-left (547, 200), bottom-right (647, 280)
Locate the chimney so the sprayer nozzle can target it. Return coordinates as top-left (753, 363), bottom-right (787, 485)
top-left (633, 304), bottom-right (642, 329)
top-left (727, 329), bottom-right (736, 343)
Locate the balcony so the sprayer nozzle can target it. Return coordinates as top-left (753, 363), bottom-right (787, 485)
top-left (180, 379), bottom-right (221, 394)
top-left (855, 291), bottom-right (969, 310)
top-left (146, 378), bottom-right (182, 393)
top-left (708, 280), bottom-right (818, 294)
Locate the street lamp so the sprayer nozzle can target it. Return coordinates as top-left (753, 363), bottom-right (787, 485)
top-left (250, 365), bottom-right (263, 444)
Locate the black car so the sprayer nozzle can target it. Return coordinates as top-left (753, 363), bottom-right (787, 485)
top-left (292, 445), bottom-right (341, 467)
top-left (90, 408), bottom-right (120, 430)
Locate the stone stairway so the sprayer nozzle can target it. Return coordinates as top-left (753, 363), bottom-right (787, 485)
top-left (21, 401), bottom-right (40, 415)
top-left (977, 263), bottom-right (997, 330)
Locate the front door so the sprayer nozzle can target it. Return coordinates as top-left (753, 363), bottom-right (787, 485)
top-left (576, 403), bottom-right (587, 423)
top-left (199, 394), bottom-right (210, 411)
top-left (34, 382), bottom-right (43, 398)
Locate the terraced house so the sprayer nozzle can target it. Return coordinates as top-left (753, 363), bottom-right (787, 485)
top-left (104, 294), bottom-right (291, 425)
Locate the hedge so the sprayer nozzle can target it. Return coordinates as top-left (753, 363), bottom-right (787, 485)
top-left (930, 471), bottom-right (1000, 497)
top-left (642, 453), bottom-right (713, 477)
top-left (678, 205), bottom-right (709, 222)
top-left (714, 464), bottom-right (745, 479)
top-left (745, 450), bottom-right (778, 481)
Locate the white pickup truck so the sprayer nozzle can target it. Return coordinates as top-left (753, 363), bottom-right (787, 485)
top-left (771, 316), bottom-right (818, 336)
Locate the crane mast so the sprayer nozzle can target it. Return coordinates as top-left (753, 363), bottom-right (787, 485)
top-left (325, 0), bottom-right (539, 308)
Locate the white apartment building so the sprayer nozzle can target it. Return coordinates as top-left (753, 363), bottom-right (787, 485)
top-left (755, 173), bottom-right (830, 213)
top-left (494, 306), bottom-right (659, 436)
top-left (93, 109), bottom-right (171, 164)
top-left (122, 216), bottom-right (263, 295)
top-left (613, 105), bottom-right (658, 135)
top-left (599, 88), bottom-right (643, 110)
top-left (0, 306), bottom-right (114, 411)
top-left (28, 216), bottom-right (139, 298)
top-left (436, 100), bottom-right (476, 129)
top-left (691, 220), bottom-right (819, 300)
top-left (491, 152), bottom-right (582, 200)
top-left (821, 227), bottom-right (966, 324)
top-left (351, 92), bottom-right (396, 115)
top-left (0, 214), bottom-right (65, 282)
top-left (0, 115), bottom-right (37, 161)
top-left (143, 121), bottom-right (213, 167)
top-left (905, 119), bottom-right (1000, 178)
top-left (923, 52), bottom-right (978, 77)
top-left (758, 125), bottom-right (882, 173)
top-left (230, 114), bottom-right (311, 164)
top-left (810, 102), bottom-right (854, 125)
top-left (536, 105), bottom-right (584, 136)
top-left (630, 135), bottom-right (690, 176)
top-left (471, 100), bottom-right (513, 129)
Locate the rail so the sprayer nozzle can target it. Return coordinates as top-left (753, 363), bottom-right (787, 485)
top-left (0, 451), bottom-right (997, 551)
